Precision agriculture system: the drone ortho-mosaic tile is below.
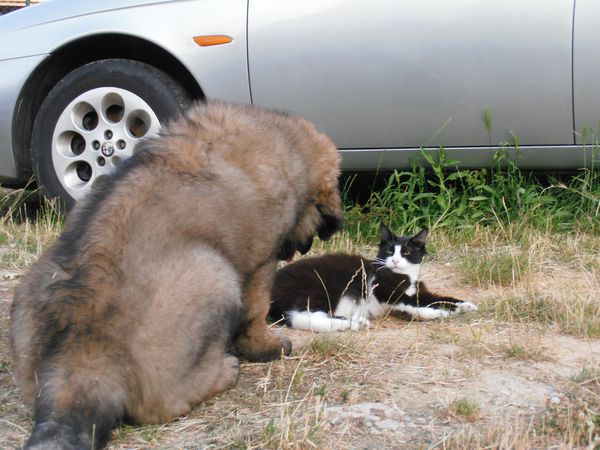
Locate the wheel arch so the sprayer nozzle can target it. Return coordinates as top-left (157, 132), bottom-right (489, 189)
top-left (12, 33), bottom-right (205, 180)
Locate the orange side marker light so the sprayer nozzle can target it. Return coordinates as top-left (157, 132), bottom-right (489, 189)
top-left (193, 35), bottom-right (234, 47)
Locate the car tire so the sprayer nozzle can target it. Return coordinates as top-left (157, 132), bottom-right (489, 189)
top-left (31, 58), bottom-right (191, 210)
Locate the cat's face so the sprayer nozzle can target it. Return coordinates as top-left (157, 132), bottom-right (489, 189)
top-left (377, 223), bottom-right (428, 274)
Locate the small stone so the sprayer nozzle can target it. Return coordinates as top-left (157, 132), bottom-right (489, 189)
top-left (373, 419), bottom-right (403, 432)
top-left (364, 414), bottom-right (381, 423)
top-left (2, 272), bottom-right (21, 281)
top-left (549, 393), bottom-right (561, 404)
top-left (326, 402), bottom-right (401, 429)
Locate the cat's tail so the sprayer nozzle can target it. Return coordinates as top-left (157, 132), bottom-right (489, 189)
top-left (433, 296), bottom-right (479, 314)
top-left (25, 363), bottom-right (127, 450)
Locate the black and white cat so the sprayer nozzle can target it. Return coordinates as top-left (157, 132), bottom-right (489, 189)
top-left (270, 223), bottom-right (477, 332)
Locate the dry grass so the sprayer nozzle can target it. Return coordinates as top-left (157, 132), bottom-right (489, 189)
top-left (438, 365), bottom-right (600, 449)
top-left (0, 192), bottom-right (599, 449)
top-left (0, 188), bottom-right (62, 270)
top-left (431, 224), bottom-right (600, 338)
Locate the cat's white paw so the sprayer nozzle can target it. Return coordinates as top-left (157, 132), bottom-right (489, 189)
top-left (412, 307), bottom-right (449, 320)
top-left (456, 301), bottom-right (478, 313)
top-left (349, 315), bottom-right (370, 331)
top-left (439, 309), bottom-right (451, 319)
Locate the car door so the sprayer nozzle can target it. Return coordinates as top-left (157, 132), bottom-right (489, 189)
top-left (248, 0), bottom-right (574, 153)
top-left (573, 0), bottom-right (600, 146)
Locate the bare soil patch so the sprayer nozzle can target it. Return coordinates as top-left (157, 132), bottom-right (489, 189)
top-left (1, 258), bottom-right (598, 449)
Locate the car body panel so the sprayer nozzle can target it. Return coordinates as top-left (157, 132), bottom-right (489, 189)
top-left (0, 0), bottom-right (249, 180)
top-left (0, 0), bottom-right (249, 101)
top-left (0, 54), bottom-right (48, 182)
top-left (0, 0), bottom-right (175, 34)
top-left (573, 0), bottom-right (600, 146)
top-left (340, 145), bottom-right (592, 172)
top-left (249, 0), bottom-right (574, 150)
top-left (0, 0), bottom-right (186, 60)
top-left (0, 0), bottom-right (597, 186)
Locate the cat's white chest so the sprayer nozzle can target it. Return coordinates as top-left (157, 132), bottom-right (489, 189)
top-left (390, 261), bottom-right (420, 296)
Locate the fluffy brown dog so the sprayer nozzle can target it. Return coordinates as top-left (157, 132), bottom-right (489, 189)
top-left (11, 101), bottom-right (343, 449)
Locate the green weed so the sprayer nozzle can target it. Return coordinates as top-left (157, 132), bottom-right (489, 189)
top-left (460, 247), bottom-right (529, 287)
top-left (447, 397), bottom-right (480, 422)
top-left (571, 367), bottom-right (600, 385)
top-left (307, 334), bottom-right (359, 359)
top-left (0, 360), bottom-right (10, 374)
top-left (343, 146), bottom-right (600, 242)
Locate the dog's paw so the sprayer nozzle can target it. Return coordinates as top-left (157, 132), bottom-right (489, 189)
top-left (235, 331), bottom-right (292, 362)
top-left (221, 355), bottom-right (241, 389)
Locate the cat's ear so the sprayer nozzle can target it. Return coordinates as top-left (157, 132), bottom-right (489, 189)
top-left (380, 223), bottom-right (394, 242)
top-left (411, 228), bottom-right (428, 247)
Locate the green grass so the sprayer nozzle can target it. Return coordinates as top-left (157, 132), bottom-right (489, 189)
top-left (460, 246), bottom-right (530, 287)
top-left (342, 146), bottom-right (600, 241)
top-left (571, 367), bottom-right (600, 385)
top-left (307, 334), bottom-right (360, 359)
top-left (447, 397), bottom-right (480, 422)
top-left (501, 340), bottom-right (546, 361)
top-left (0, 359), bottom-right (10, 374)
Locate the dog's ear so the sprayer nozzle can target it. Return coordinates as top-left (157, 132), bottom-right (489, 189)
top-left (316, 205), bottom-right (344, 241)
top-left (276, 239), bottom-right (296, 261)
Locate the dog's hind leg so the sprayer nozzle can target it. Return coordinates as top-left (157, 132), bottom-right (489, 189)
top-left (124, 249), bottom-right (244, 424)
top-left (129, 346), bottom-right (241, 425)
top-left (206, 354), bottom-right (241, 397)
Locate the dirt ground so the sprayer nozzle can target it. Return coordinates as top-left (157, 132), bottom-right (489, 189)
top-left (0, 262), bottom-right (598, 449)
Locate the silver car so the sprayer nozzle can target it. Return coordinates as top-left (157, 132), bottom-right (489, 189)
top-left (0, 0), bottom-right (598, 208)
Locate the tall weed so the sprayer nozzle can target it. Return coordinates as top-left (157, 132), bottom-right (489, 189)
top-left (343, 146), bottom-right (600, 241)
top-left (0, 187), bottom-right (63, 269)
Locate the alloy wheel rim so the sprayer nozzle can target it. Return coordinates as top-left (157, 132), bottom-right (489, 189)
top-left (51, 87), bottom-right (161, 200)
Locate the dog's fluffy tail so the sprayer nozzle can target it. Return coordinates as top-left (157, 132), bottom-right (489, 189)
top-left (25, 365), bottom-right (126, 450)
